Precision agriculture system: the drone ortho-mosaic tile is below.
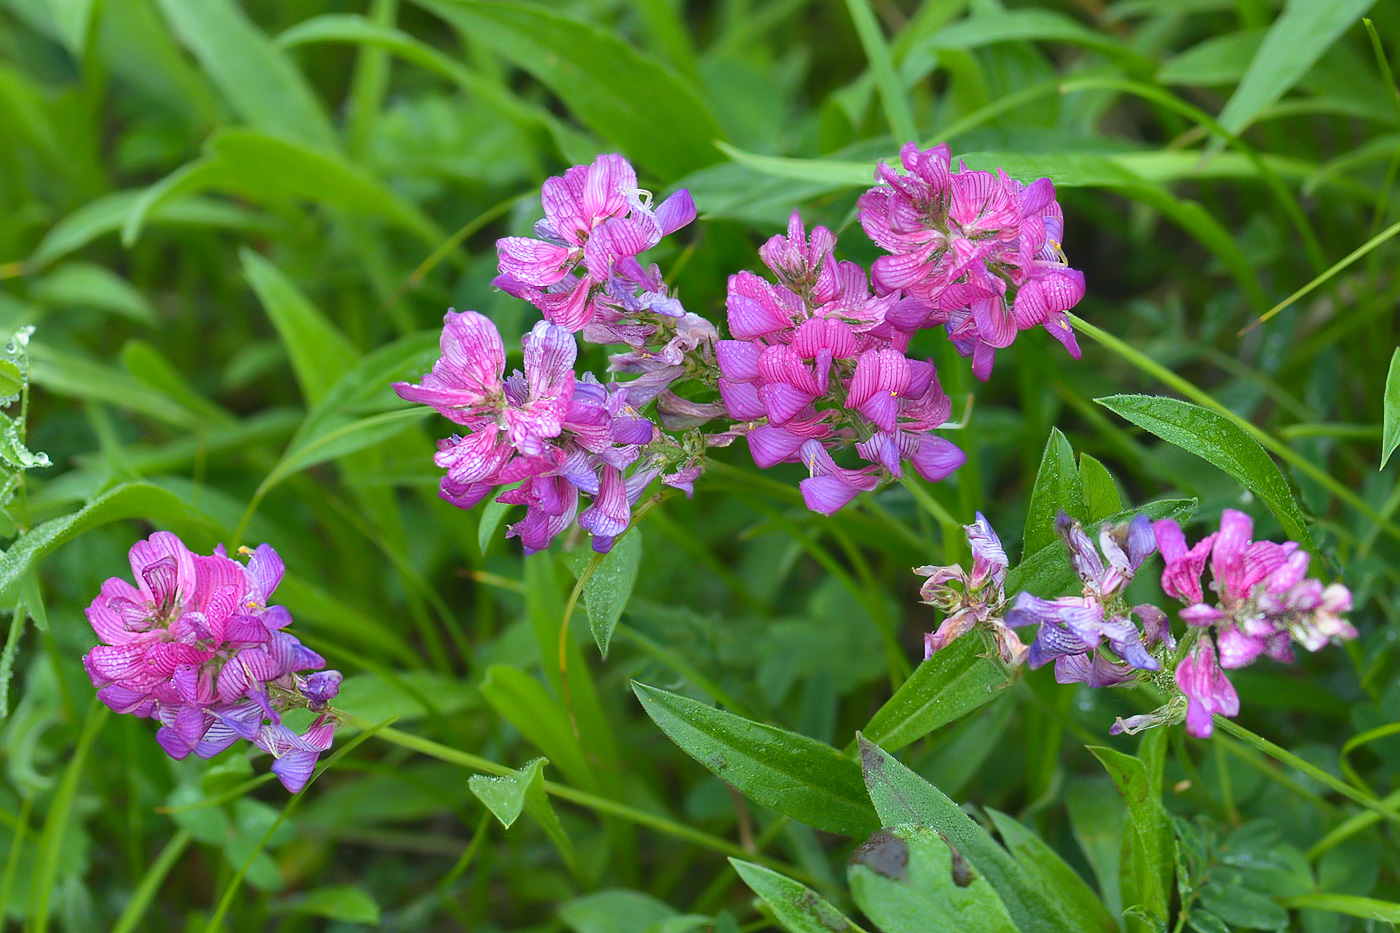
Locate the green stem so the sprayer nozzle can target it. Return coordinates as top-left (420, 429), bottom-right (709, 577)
top-left (1070, 314), bottom-right (1400, 545)
top-left (1212, 717), bottom-right (1400, 832)
top-left (111, 829), bottom-right (193, 933)
top-left (369, 722), bottom-right (821, 886)
top-left (1307, 787), bottom-right (1400, 861)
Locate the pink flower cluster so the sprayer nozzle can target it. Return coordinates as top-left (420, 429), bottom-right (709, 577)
top-left (82, 533), bottom-right (339, 792)
top-left (495, 153), bottom-right (696, 343)
top-left (1154, 511), bottom-right (1356, 738)
top-left (716, 212), bottom-right (966, 514)
top-left (858, 143), bottom-right (1085, 381)
top-left (395, 311), bottom-right (695, 554)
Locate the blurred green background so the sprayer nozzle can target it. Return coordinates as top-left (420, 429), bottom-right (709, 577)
top-left (3, 0), bottom-right (1400, 929)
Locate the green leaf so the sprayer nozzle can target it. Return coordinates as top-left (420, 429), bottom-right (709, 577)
top-left (30, 342), bottom-right (203, 430)
top-left (0, 482), bottom-right (219, 604)
top-left (1067, 781), bottom-right (1125, 919)
top-left (32, 191), bottom-right (271, 268)
top-left (275, 13), bottom-right (591, 159)
top-left (1025, 428), bottom-right (1085, 555)
top-left (1382, 348), bottom-right (1400, 468)
top-left (259, 407), bottom-right (431, 494)
top-left (859, 635), bottom-right (1011, 753)
top-left (1006, 498), bottom-right (1197, 598)
top-left (729, 859), bottom-right (867, 933)
top-left (334, 671), bottom-right (477, 724)
top-left (857, 736), bottom-right (1078, 933)
top-left (1197, 884), bottom-right (1287, 930)
top-left (120, 340), bottom-right (233, 426)
top-left (289, 885), bottom-right (380, 924)
top-left (125, 129), bottom-right (444, 247)
top-left (920, 8), bottom-right (1145, 65)
top-left (582, 530), bottom-right (642, 658)
top-left (1217, 0), bottom-right (1377, 136)
top-left (30, 262), bottom-right (158, 324)
top-left (633, 682), bottom-right (878, 836)
top-left (481, 664), bottom-right (597, 793)
top-left (1079, 454), bottom-right (1123, 522)
top-left (1278, 893), bottom-right (1400, 921)
top-left (559, 890), bottom-right (678, 933)
top-left (1095, 395), bottom-right (1314, 548)
top-left (469, 757), bottom-right (575, 872)
top-left (420, 0), bottom-right (725, 179)
top-left (848, 823), bottom-right (1020, 933)
top-left (986, 808), bottom-right (1121, 933)
top-left (48, 0), bottom-right (100, 55)
top-left (241, 249), bottom-right (358, 406)
top-left (1087, 742), bottom-right (1173, 931)
top-left (477, 495), bottom-right (514, 555)
top-left (153, 0), bottom-right (338, 149)
top-left (1157, 29), bottom-right (1265, 87)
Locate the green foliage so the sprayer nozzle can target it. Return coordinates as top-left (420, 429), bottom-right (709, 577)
top-left (0, 0), bottom-right (1398, 929)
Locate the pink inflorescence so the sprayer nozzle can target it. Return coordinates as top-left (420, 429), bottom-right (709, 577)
top-left (395, 311), bottom-right (694, 554)
top-left (82, 533), bottom-right (339, 792)
top-left (716, 211), bottom-right (966, 515)
top-left (857, 143), bottom-right (1085, 381)
top-left (1152, 510), bottom-right (1356, 738)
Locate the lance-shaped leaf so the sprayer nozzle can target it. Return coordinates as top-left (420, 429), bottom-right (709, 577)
top-left (578, 529), bottom-right (643, 658)
top-left (469, 757), bottom-right (575, 873)
top-left (848, 823), bottom-right (1020, 933)
top-left (1025, 428), bottom-right (1085, 556)
top-left (857, 736), bottom-right (1079, 933)
top-left (633, 682), bottom-right (878, 837)
top-left (1383, 348), bottom-right (1400, 469)
top-left (1088, 737), bottom-right (1174, 932)
top-left (859, 635), bottom-right (1011, 753)
top-left (729, 859), bottom-right (867, 933)
top-left (1096, 395), bottom-right (1314, 550)
top-left (986, 808), bottom-right (1121, 933)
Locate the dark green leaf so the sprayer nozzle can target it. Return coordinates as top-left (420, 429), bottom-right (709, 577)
top-left (560, 890), bottom-right (677, 933)
top-left (1217, 0), bottom-right (1378, 136)
top-left (420, 0), bottom-right (725, 179)
top-left (729, 858), bottom-right (866, 933)
top-left (848, 822), bottom-right (1019, 933)
top-left (633, 682), bottom-right (878, 836)
top-left (469, 757), bottom-right (575, 871)
top-left (1025, 428), bottom-right (1085, 555)
top-left (583, 530), bottom-right (642, 658)
top-left (857, 736), bottom-right (1078, 933)
top-left (986, 808), bottom-right (1121, 933)
top-left (1198, 884), bottom-right (1288, 930)
top-left (859, 635), bottom-right (1011, 753)
top-left (290, 886), bottom-right (380, 925)
top-left (1079, 454), bottom-right (1123, 522)
top-left (1383, 348), bottom-right (1400, 468)
top-left (154, 0), bottom-right (338, 148)
top-left (1096, 395), bottom-right (1314, 548)
top-left (1087, 741), bottom-right (1173, 930)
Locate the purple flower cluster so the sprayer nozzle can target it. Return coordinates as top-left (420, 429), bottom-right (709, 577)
top-left (1155, 510), bottom-right (1356, 738)
top-left (858, 143), bottom-right (1085, 381)
top-left (915, 513), bottom-right (1024, 665)
top-left (82, 533), bottom-right (339, 792)
top-left (716, 212), bottom-right (966, 514)
top-left (396, 312), bottom-right (697, 554)
top-left (1007, 513), bottom-right (1172, 687)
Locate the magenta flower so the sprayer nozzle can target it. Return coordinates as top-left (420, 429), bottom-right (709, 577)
top-left (495, 153), bottom-right (696, 334)
top-left (1006, 512), bottom-right (1168, 684)
top-left (857, 143), bottom-right (1085, 380)
top-left (83, 535), bottom-right (340, 792)
top-left (1175, 638), bottom-right (1239, 739)
top-left (716, 212), bottom-right (964, 513)
top-left (1153, 510), bottom-right (1356, 737)
top-left (914, 513), bottom-right (1026, 665)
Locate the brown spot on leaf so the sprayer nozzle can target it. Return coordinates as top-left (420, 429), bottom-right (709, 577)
top-left (850, 828), bottom-right (909, 881)
top-left (939, 831), bottom-right (975, 887)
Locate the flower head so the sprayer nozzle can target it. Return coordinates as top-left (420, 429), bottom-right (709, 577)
top-left (858, 143), bottom-right (1085, 380)
top-left (1152, 510), bottom-right (1356, 736)
top-left (914, 513), bottom-right (1025, 665)
top-left (1006, 512), bottom-right (1166, 684)
top-left (83, 535), bottom-right (340, 789)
